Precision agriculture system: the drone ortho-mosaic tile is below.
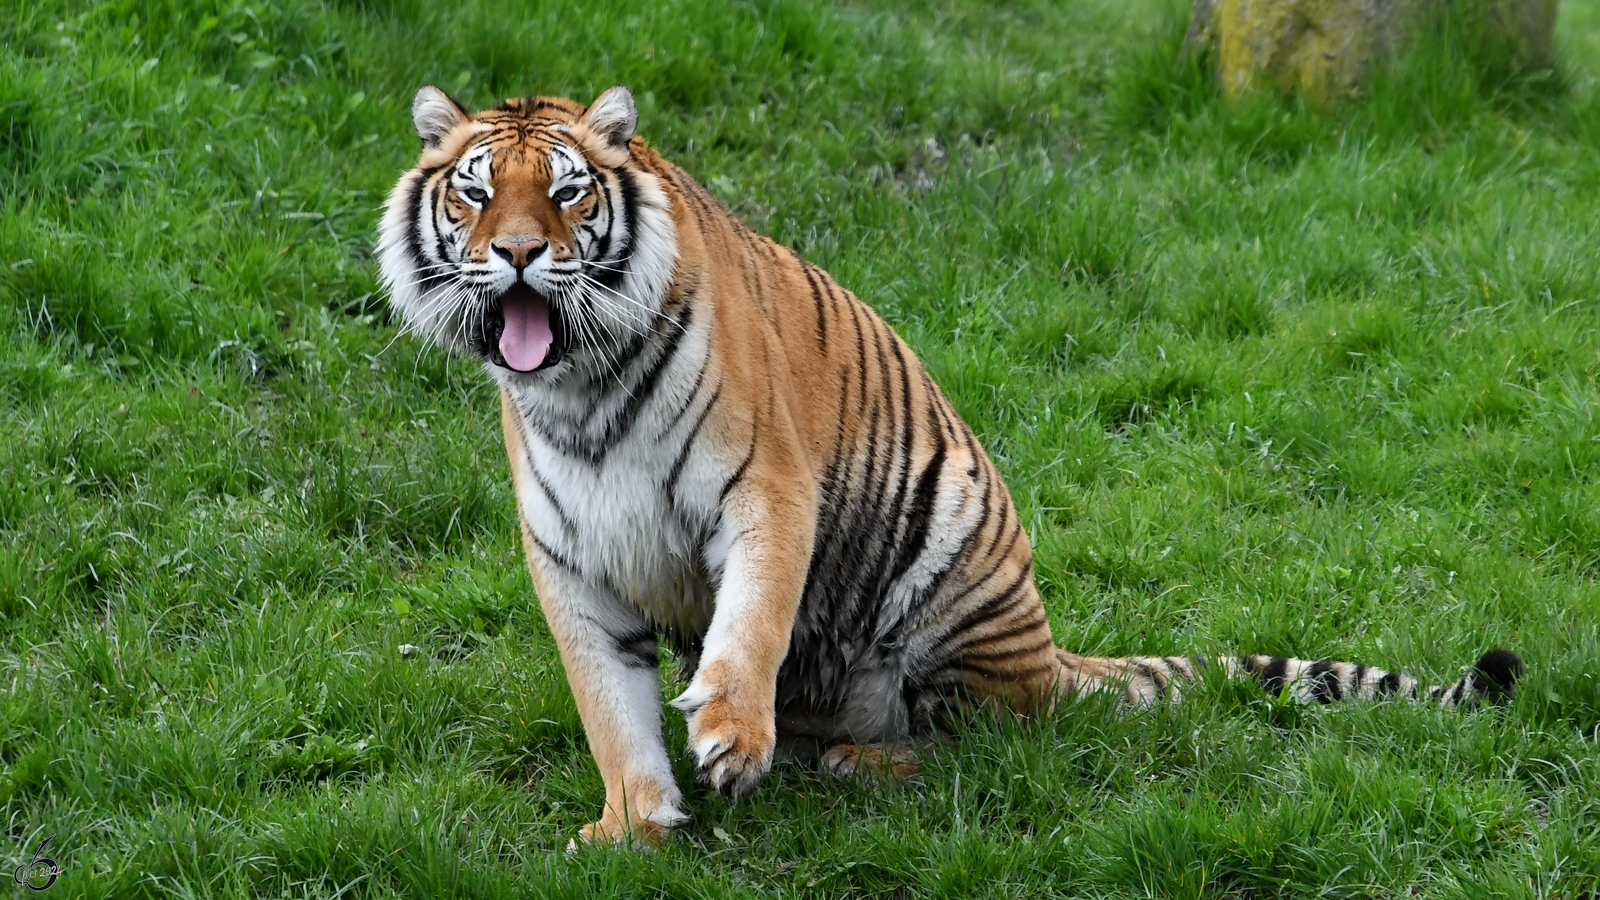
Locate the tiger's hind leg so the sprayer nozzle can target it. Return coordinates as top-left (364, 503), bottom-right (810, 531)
top-left (820, 743), bottom-right (923, 781)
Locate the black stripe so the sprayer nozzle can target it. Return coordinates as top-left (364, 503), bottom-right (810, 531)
top-left (507, 410), bottom-right (580, 540)
top-left (950, 519), bottom-right (1023, 613)
top-left (1377, 671), bottom-right (1402, 696)
top-left (1007, 607), bottom-right (1050, 633)
top-left (429, 170), bottom-right (456, 265)
top-left (524, 527), bottom-right (583, 576)
top-left (793, 288), bottom-right (866, 649)
top-left (941, 566), bottom-right (1033, 650)
top-left (668, 165), bottom-right (718, 225)
top-left (817, 317), bottom-right (889, 637)
top-left (602, 302), bottom-right (695, 446)
top-left (610, 165), bottom-right (641, 277)
top-left (855, 323), bottom-right (912, 607)
top-left (490, 97), bottom-right (578, 115)
top-left (519, 444), bottom-right (578, 539)
top-left (884, 399), bottom-right (947, 592)
top-left (1307, 661), bottom-right (1341, 704)
top-left (897, 387), bottom-right (979, 609)
top-left (977, 480), bottom-right (1018, 566)
top-left (801, 262), bottom-right (830, 351)
top-left (959, 637), bottom-right (1053, 665)
top-left (405, 166), bottom-right (445, 273)
top-left (515, 406), bottom-right (593, 462)
top-left (847, 294), bottom-right (871, 422)
top-left (612, 627), bottom-right (660, 670)
top-left (719, 440), bottom-right (757, 502)
top-left (534, 302), bottom-right (694, 465)
top-left (604, 327), bottom-right (656, 387)
top-left (962, 656), bottom-right (1055, 681)
top-left (528, 470), bottom-right (576, 536)
top-left (983, 510), bottom-right (1025, 576)
top-left (855, 329), bottom-right (888, 529)
top-left (737, 227), bottom-right (765, 306)
top-left (658, 358), bottom-right (710, 438)
top-left (1260, 657), bottom-right (1290, 695)
top-left (835, 297), bottom-right (878, 541)
top-left (883, 333), bottom-right (918, 537)
top-left (590, 170), bottom-right (618, 265)
top-left (664, 384), bottom-right (721, 500)
top-left (950, 492), bottom-right (1019, 587)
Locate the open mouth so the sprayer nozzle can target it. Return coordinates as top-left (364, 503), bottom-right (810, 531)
top-left (484, 283), bottom-right (568, 372)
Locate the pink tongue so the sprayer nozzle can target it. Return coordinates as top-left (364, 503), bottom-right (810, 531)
top-left (499, 290), bottom-right (553, 372)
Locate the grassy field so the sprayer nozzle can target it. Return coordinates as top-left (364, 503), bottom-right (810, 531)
top-left (4, 0), bottom-right (1600, 895)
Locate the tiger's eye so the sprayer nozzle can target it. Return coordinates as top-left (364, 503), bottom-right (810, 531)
top-left (463, 187), bottom-right (489, 205)
top-left (552, 185), bottom-right (581, 204)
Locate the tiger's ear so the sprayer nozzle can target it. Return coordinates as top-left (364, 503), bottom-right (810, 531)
top-left (412, 85), bottom-right (468, 150)
top-left (578, 86), bottom-right (637, 166)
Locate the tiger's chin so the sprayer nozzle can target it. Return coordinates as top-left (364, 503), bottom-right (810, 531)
top-left (479, 282), bottom-right (569, 373)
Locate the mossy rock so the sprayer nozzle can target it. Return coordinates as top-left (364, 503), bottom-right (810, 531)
top-left (1185, 0), bottom-right (1558, 103)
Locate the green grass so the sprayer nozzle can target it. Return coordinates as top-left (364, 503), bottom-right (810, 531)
top-left (4, 0), bottom-right (1600, 895)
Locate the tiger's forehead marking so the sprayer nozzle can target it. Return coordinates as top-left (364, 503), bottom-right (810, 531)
top-left (457, 95), bottom-right (588, 161)
top-left (456, 121), bottom-right (590, 184)
top-left (549, 144), bottom-right (589, 182)
top-left (456, 141), bottom-right (495, 183)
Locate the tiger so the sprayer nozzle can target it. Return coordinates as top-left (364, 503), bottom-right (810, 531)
top-left (375, 84), bottom-right (1523, 847)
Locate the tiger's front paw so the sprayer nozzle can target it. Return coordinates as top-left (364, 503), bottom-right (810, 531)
top-left (671, 677), bottom-right (775, 800)
top-left (567, 778), bottom-right (689, 852)
top-left (572, 816), bottom-right (674, 851)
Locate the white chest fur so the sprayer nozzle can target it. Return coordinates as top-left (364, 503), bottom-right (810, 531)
top-left (499, 318), bottom-right (727, 637)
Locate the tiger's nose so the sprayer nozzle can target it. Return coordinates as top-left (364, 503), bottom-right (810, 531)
top-left (491, 237), bottom-right (548, 269)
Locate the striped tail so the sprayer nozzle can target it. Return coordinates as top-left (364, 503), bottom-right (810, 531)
top-left (1221, 648), bottom-right (1523, 708)
top-left (1057, 648), bottom-right (1523, 709)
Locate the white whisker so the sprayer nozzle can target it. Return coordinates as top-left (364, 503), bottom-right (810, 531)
top-left (578, 279), bottom-right (648, 338)
top-left (576, 272), bottom-right (682, 333)
top-left (405, 282), bottom-right (472, 339)
top-left (580, 255), bottom-right (636, 275)
top-left (561, 283), bottom-right (633, 400)
top-left (393, 267), bottom-right (459, 292)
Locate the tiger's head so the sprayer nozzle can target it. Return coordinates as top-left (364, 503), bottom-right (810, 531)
top-left (376, 85), bottom-right (677, 378)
